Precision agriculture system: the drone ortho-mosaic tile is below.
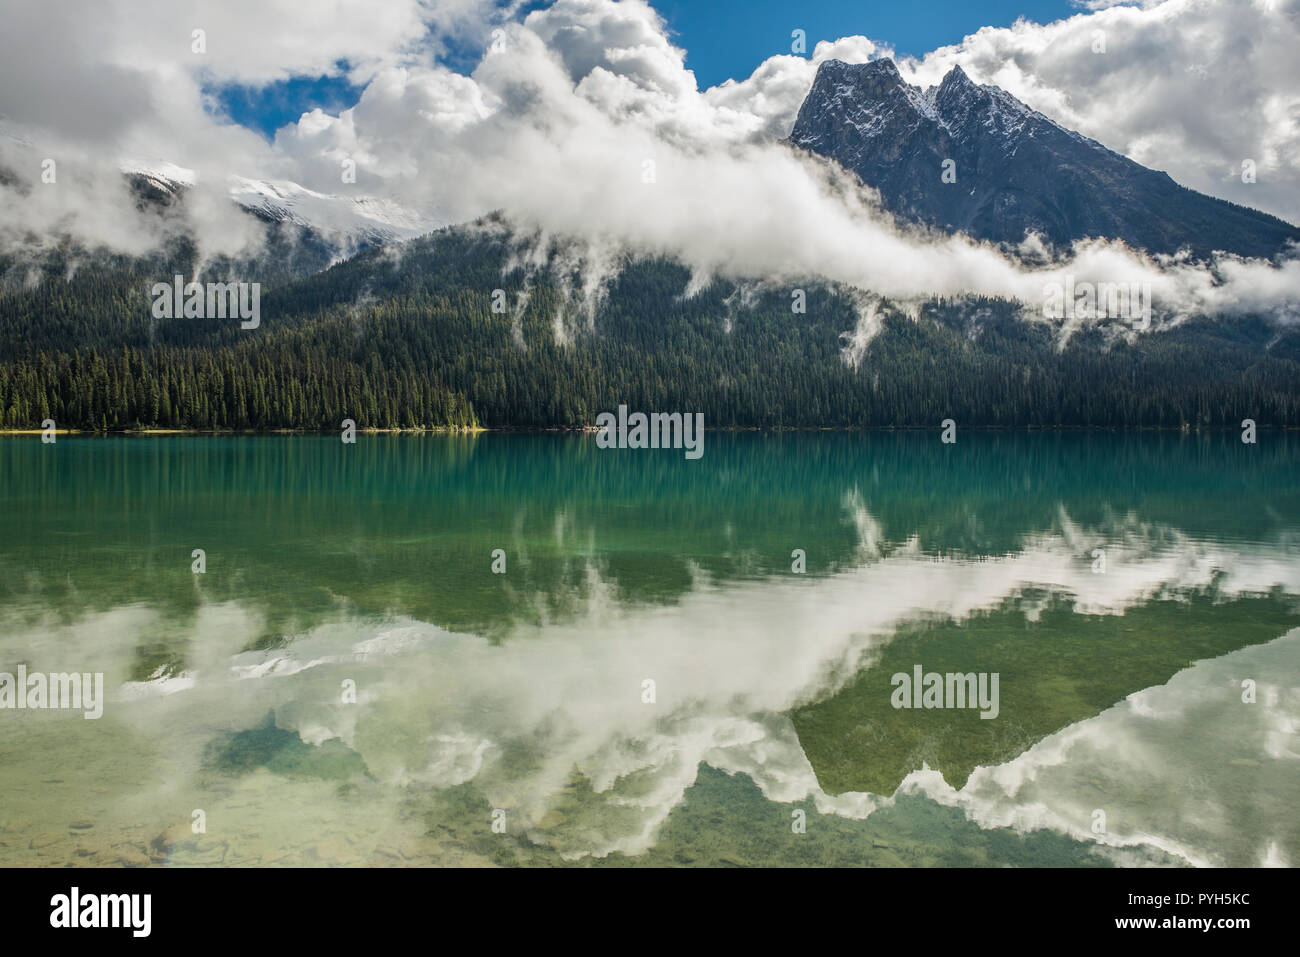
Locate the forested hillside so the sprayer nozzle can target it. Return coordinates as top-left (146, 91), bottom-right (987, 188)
top-left (2, 226), bottom-right (1298, 430)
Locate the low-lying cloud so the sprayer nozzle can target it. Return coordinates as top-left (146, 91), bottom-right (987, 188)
top-left (1, 0), bottom-right (1297, 333)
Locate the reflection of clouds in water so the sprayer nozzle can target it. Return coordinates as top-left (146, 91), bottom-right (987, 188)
top-left (2, 510), bottom-right (1298, 863)
top-left (908, 629), bottom-right (1300, 868)
top-left (841, 487), bottom-right (884, 561)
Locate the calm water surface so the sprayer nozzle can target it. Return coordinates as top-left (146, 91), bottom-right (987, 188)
top-left (0, 433), bottom-right (1296, 867)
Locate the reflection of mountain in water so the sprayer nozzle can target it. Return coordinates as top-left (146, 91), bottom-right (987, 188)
top-left (793, 591), bottom-right (1299, 795)
top-left (0, 433), bottom-right (1297, 866)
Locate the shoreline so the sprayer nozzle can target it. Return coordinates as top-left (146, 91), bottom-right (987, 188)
top-left (0, 425), bottom-right (1291, 436)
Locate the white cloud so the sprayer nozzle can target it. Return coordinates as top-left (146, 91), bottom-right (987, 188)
top-left (1, 0), bottom-right (1297, 328)
top-left (265, 0), bottom-right (1299, 331)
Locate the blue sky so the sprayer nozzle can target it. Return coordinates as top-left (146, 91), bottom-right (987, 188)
top-left (650, 0), bottom-right (1082, 89)
top-left (212, 72), bottom-right (366, 140)
top-left (214, 0), bottom-right (1083, 138)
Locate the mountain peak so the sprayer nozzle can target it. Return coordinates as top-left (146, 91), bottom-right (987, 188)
top-left (939, 64), bottom-right (974, 88)
top-left (934, 64), bottom-right (987, 119)
top-left (789, 62), bottom-right (1300, 259)
top-left (815, 57), bottom-right (900, 79)
top-left (808, 57), bottom-right (909, 105)
top-left (860, 57), bottom-right (900, 77)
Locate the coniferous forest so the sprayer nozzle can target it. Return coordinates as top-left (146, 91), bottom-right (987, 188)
top-left (2, 226), bottom-right (1298, 431)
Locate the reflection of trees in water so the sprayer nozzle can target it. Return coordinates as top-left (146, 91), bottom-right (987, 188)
top-left (0, 431), bottom-right (1296, 671)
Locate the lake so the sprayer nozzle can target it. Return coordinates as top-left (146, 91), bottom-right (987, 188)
top-left (0, 432), bottom-right (1296, 867)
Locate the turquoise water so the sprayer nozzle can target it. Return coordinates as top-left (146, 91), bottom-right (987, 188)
top-left (0, 433), bottom-right (1297, 866)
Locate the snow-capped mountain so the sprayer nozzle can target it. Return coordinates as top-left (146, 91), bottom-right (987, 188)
top-left (121, 160), bottom-right (197, 194)
top-left (121, 162), bottom-right (442, 255)
top-left (790, 58), bottom-right (1299, 259)
top-left (226, 175), bottom-right (441, 247)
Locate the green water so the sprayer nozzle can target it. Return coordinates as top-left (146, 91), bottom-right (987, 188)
top-left (0, 433), bottom-right (1297, 867)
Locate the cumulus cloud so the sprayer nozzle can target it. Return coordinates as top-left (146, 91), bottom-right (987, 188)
top-left (0, 0), bottom-right (504, 256)
top-left (1, 0), bottom-right (1297, 331)
top-left (269, 0), bottom-right (1300, 332)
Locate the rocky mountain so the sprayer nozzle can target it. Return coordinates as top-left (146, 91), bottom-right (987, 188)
top-left (789, 58), bottom-right (1300, 260)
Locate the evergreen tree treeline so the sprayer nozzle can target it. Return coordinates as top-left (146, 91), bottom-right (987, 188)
top-left (2, 231), bottom-right (1298, 431)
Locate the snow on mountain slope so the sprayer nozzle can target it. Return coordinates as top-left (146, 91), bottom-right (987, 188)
top-left (119, 162), bottom-right (442, 252)
top-left (226, 175), bottom-right (441, 244)
top-left (121, 160), bottom-right (198, 190)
